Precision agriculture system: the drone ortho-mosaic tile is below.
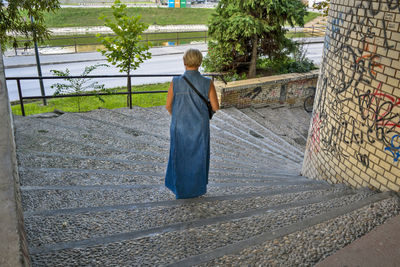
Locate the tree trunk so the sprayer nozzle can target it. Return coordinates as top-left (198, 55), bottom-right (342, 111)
top-left (248, 35), bottom-right (258, 78)
top-left (127, 69), bottom-right (132, 109)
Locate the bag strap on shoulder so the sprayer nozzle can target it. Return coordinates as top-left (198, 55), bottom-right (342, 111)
top-left (182, 76), bottom-right (209, 106)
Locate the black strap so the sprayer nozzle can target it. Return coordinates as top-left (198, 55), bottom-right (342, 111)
top-left (182, 76), bottom-right (209, 106)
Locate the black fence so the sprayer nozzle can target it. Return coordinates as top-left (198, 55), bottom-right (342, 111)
top-left (13, 31), bottom-right (209, 55)
top-left (12, 27), bottom-right (326, 55)
top-left (6, 73), bottom-right (223, 116)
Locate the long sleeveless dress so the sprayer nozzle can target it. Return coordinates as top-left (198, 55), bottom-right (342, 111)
top-left (165, 70), bottom-right (211, 199)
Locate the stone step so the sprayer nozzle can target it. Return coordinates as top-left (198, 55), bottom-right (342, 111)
top-left (211, 111), bottom-right (303, 163)
top-left (126, 105), bottom-right (302, 159)
top-left (220, 107), bottom-right (305, 157)
top-left (18, 167), bottom-right (306, 187)
top-left (76, 109), bottom-right (294, 165)
top-left (15, 126), bottom-right (284, 174)
top-left (15, 133), bottom-right (289, 175)
top-left (17, 151), bottom-right (292, 180)
top-left (24, 187), bottom-right (352, 248)
top-left (24, 184), bottom-right (334, 218)
top-left (178, 193), bottom-right (400, 267)
top-left (27, 190), bottom-right (385, 266)
top-left (21, 181), bottom-right (331, 213)
top-left (14, 115), bottom-right (169, 155)
top-left (102, 107), bottom-right (303, 164)
top-left (14, 114), bottom-right (297, 170)
top-left (237, 107), bottom-right (309, 152)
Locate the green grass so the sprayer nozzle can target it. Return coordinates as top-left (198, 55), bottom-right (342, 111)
top-left (44, 7), bottom-right (216, 27)
top-left (304, 12), bottom-right (321, 24)
top-left (43, 8), bottom-right (320, 28)
top-left (11, 83), bottom-right (169, 116)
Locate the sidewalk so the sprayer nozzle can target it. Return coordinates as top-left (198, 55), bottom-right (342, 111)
top-left (316, 214), bottom-right (400, 267)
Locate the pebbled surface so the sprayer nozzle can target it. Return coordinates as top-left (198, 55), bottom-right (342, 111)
top-left (12, 106), bottom-right (400, 266)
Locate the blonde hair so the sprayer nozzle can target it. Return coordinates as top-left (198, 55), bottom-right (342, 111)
top-left (183, 49), bottom-right (203, 68)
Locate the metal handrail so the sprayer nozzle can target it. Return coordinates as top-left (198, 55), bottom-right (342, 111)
top-left (13, 31), bottom-right (209, 54)
top-left (6, 73), bottom-right (223, 116)
top-left (12, 26), bottom-right (325, 54)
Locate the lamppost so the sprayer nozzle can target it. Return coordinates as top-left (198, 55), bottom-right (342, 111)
top-left (30, 16), bottom-right (47, 105)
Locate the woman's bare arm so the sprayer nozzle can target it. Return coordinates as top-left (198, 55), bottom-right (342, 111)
top-left (165, 81), bottom-right (173, 115)
top-left (209, 81), bottom-right (219, 112)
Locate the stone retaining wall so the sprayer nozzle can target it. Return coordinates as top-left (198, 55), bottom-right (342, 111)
top-left (302, 0), bottom-right (400, 191)
top-left (215, 70), bottom-right (319, 109)
top-left (0, 53), bottom-right (30, 266)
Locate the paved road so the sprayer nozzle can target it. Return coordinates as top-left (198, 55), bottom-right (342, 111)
top-left (4, 42), bottom-right (323, 101)
top-left (5, 54), bottom-right (186, 101)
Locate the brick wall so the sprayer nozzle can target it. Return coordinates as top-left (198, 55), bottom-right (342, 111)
top-left (215, 70), bottom-right (319, 109)
top-left (302, 0), bottom-right (400, 191)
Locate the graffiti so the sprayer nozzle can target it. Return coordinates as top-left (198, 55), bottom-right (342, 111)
top-left (370, 90), bottom-right (400, 129)
top-left (385, 135), bottom-right (400, 162)
top-left (325, 12), bottom-right (344, 56)
top-left (307, 112), bottom-right (322, 159)
top-left (243, 86), bottom-right (262, 99)
top-left (356, 152), bottom-right (370, 168)
top-left (307, 0), bottom-right (400, 168)
top-left (355, 41), bottom-right (383, 78)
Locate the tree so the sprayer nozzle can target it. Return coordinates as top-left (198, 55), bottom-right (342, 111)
top-left (313, 0), bottom-right (330, 17)
top-left (97, 0), bottom-right (152, 108)
top-left (50, 64), bottom-right (110, 112)
top-left (204, 0), bottom-right (307, 78)
top-left (0, 0), bottom-right (60, 50)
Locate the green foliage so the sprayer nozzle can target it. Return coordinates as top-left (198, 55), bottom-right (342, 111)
top-left (257, 44), bottom-right (316, 75)
top-left (313, 0), bottom-right (330, 17)
top-left (50, 64), bottom-right (111, 112)
top-left (0, 0), bottom-right (60, 49)
top-left (204, 0), bottom-right (307, 77)
top-left (97, 0), bottom-right (152, 106)
top-left (97, 0), bottom-right (152, 75)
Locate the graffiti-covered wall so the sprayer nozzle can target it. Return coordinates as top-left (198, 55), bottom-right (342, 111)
top-left (216, 70), bottom-right (319, 109)
top-left (303, 0), bottom-right (400, 191)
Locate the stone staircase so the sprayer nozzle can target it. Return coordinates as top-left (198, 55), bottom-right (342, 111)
top-left (13, 106), bottom-right (400, 266)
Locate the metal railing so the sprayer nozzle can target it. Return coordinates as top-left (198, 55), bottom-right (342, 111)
top-left (6, 73), bottom-right (222, 116)
top-left (12, 27), bottom-right (326, 55)
top-left (13, 31), bottom-right (209, 55)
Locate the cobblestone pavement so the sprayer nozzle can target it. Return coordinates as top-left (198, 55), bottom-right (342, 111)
top-left (14, 106), bottom-right (400, 266)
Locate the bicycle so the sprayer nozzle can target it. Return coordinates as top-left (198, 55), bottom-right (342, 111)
top-left (303, 87), bottom-right (316, 113)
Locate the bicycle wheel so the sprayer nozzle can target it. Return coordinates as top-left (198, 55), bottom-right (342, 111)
top-left (304, 95), bottom-right (314, 113)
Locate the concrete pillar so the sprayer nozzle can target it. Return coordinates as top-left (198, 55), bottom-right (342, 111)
top-left (302, 0), bottom-right (400, 191)
top-left (0, 46), bottom-right (30, 266)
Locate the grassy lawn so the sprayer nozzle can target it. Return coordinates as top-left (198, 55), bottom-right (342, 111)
top-left (11, 83), bottom-right (169, 116)
top-left (303, 12), bottom-right (321, 25)
top-left (43, 7), bottom-right (320, 28)
top-left (44, 7), bottom-right (216, 27)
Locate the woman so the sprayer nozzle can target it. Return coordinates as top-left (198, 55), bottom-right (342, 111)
top-left (165, 48), bottom-right (219, 199)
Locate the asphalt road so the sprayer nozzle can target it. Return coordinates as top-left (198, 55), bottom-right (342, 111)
top-left (5, 54), bottom-right (188, 101)
top-left (4, 43), bottom-right (323, 101)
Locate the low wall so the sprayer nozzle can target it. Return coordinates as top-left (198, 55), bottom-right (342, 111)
top-left (0, 53), bottom-right (30, 266)
top-left (215, 70), bottom-right (319, 109)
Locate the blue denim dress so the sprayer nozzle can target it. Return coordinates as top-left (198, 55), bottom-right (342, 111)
top-left (165, 70), bottom-right (211, 199)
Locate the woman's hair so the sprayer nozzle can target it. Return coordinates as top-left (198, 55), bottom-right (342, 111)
top-left (183, 49), bottom-right (203, 68)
